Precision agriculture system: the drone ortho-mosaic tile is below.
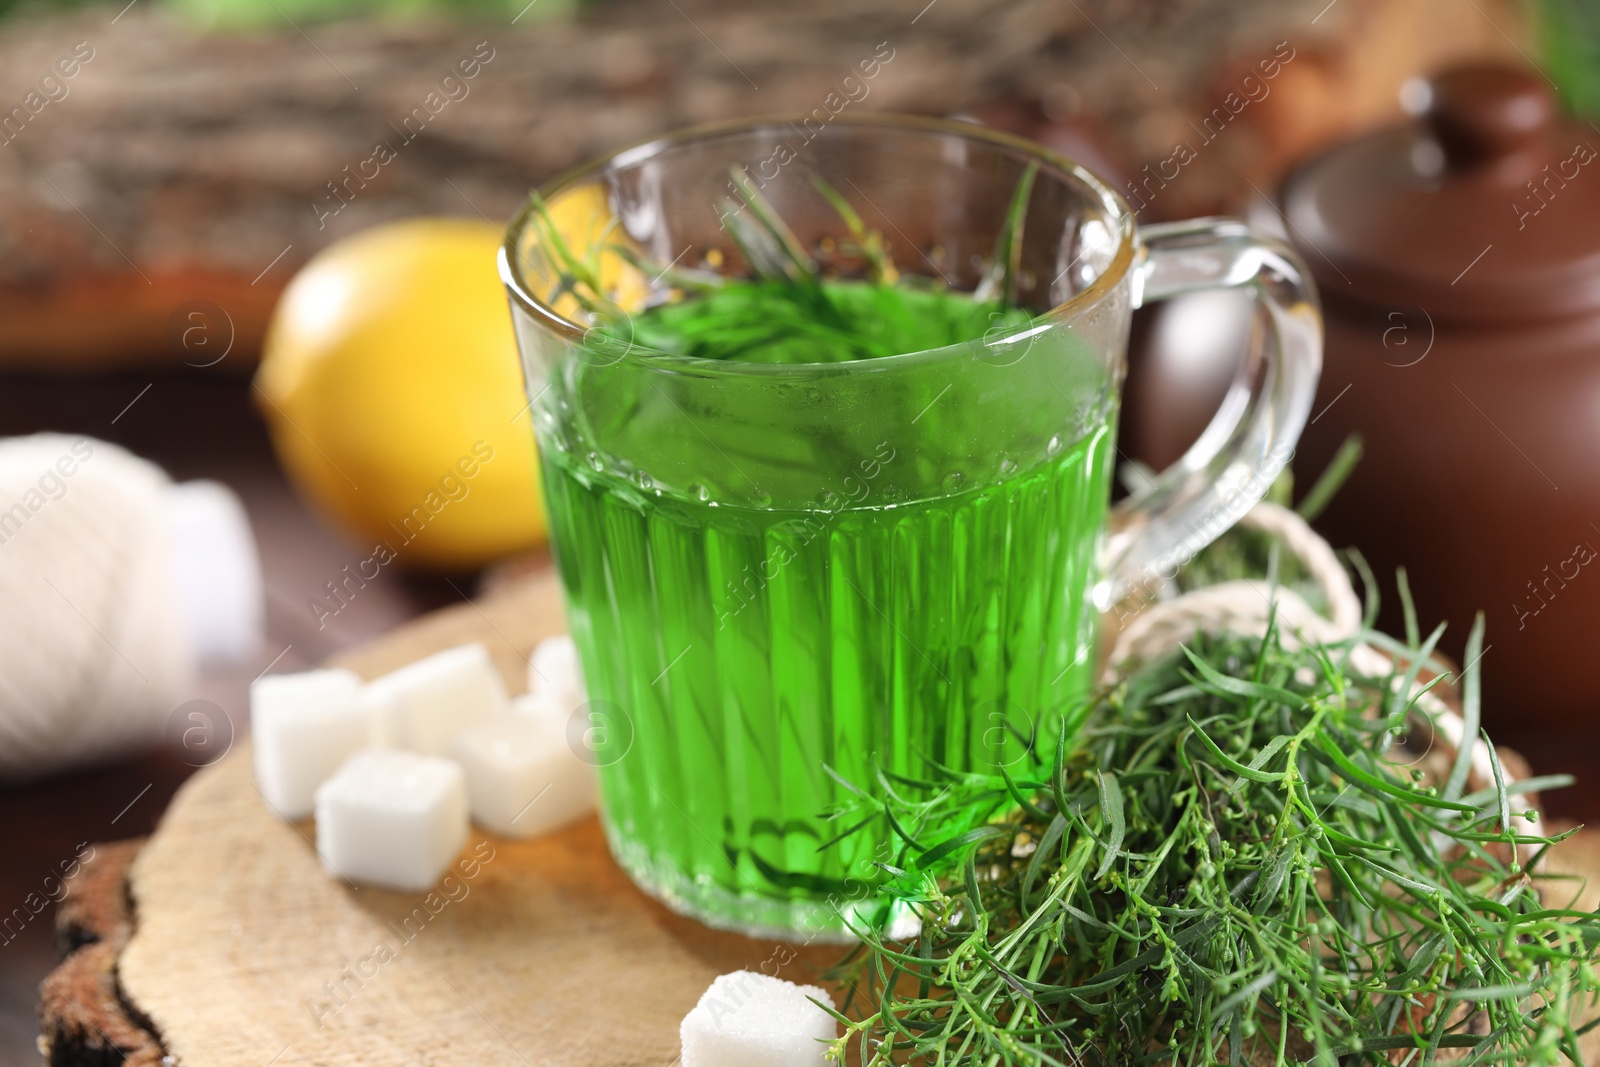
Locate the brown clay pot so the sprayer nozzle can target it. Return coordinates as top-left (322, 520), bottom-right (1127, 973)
top-left (1285, 62), bottom-right (1600, 746)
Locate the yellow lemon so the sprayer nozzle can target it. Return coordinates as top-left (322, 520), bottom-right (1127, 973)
top-left (256, 217), bottom-right (545, 570)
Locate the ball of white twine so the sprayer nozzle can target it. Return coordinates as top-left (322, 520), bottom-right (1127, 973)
top-left (1103, 501), bottom-right (1534, 841)
top-left (0, 435), bottom-right (194, 782)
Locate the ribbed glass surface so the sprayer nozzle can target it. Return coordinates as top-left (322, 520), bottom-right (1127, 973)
top-left (542, 422), bottom-right (1113, 938)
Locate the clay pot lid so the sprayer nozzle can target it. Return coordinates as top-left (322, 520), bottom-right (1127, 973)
top-left (1283, 63), bottom-right (1600, 322)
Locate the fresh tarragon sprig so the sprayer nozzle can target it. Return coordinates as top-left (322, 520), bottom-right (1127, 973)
top-left (822, 606), bottom-right (1600, 1067)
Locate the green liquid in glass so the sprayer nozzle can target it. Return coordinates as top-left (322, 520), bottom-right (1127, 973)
top-left (540, 280), bottom-right (1115, 936)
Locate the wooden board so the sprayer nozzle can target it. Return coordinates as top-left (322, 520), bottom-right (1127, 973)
top-left (39, 839), bottom-right (164, 1067)
top-left (101, 569), bottom-right (837, 1066)
top-left (41, 567), bottom-right (1600, 1063)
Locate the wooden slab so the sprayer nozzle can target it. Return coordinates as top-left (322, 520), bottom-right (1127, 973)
top-left (46, 567), bottom-right (1600, 1063)
top-left (39, 839), bottom-right (164, 1067)
top-left (112, 569), bottom-right (838, 1066)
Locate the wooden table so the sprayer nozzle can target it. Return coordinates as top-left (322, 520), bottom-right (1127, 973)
top-left (27, 545), bottom-right (1600, 1064)
top-left (14, 369), bottom-right (1600, 1065)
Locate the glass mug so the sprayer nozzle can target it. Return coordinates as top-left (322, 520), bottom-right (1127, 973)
top-left (500, 114), bottom-right (1320, 939)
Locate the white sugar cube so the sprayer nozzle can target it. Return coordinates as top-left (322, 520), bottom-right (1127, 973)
top-left (528, 635), bottom-right (587, 713)
top-left (511, 689), bottom-right (565, 729)
top-left (451, 712), bottom-right (595, 838)
top-left (314, 749), bottom-right (469, 891)
top-left (680, 971), bottom-right (837, 1067)
top-left (251, 668), bottom-right (369, 820)
top-left (364, 643), bottom-right (509, 755)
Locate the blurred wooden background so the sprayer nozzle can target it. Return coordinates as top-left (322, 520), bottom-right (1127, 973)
top-left (0, 0), bottom-right (1521, 368)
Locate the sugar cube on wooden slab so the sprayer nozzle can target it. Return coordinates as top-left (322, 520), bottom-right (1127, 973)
top-left (250, 668), bottom-right (369, 820)
top-left (364, 643), bottom-right (509, 755)
top-left (510, 690), bottom-right (563, 727)
top-left (528, 634), bottom-right (586, 713)
top-left (680, 971), bottom-right (837, 1067)
top-left (451, 713), bottom-right (596, 838)
top-left (314, 749), bottom-right (469, 891)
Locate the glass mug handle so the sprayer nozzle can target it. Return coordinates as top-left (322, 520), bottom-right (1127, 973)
top-left (1098, 218), bottom-right (1323, 610)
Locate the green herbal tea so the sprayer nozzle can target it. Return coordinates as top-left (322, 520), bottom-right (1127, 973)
top-left (540, 277), bottom-right (1116, 935)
